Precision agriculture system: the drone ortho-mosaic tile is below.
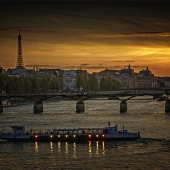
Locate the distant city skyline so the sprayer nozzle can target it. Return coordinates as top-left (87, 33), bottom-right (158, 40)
top-left (0, 1), bottom-right (170, 76)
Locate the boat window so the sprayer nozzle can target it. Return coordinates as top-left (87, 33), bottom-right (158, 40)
top-left (16, 127), bottom-right (23, 130)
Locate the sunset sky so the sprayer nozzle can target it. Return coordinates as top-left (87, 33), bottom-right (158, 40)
top-left (0, 1), bottom-right (170, 76)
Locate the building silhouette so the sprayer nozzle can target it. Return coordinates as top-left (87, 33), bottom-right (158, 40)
top-left (16, 29), bottom-right (24, 68)
top-left (120, 64), bottom-right (134, 76)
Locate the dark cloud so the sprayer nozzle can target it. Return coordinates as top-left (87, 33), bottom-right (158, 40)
top-left (128, 65), bottom-right (146, 68)
top-left (80, 63), bottom-right (90, 66)
top-left (113, 60), bottom-right (135, 63)
top-left (1, 1), bottom-right (170, 32)
top-left (1, 1), bottom-right (170, 45)
top-left (96, 32), bottom-right (170, 38)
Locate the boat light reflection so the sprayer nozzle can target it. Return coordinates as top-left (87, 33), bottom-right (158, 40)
top-left (35, 141), bottom-right (39, 153)
top-left (102, 141), bottom-right (105, 155)
top-left (88, 141), bottom-right (92, 156)
top-left (58, 142), bottom-right (61, 152)
top-left (50, 141), bottom-right (53, 152)
top-left (65, 142), bottom-right (68, 154)
top-left (73, 142), bottom-right (77, 158)
top-left (96, 141), bottom-right (99, 155)
top-left (33, 141), bottom-right (110, 157)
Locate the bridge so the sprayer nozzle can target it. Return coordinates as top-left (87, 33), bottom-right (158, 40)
top-left (0, 88), bottom-right (170, 113)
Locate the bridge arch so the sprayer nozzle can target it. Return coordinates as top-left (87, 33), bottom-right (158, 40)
top-left (0, 88), bottom-right (169, 113)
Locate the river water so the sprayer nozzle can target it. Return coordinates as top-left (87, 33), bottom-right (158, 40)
top-left (0, 96), bottom-right (170, 170)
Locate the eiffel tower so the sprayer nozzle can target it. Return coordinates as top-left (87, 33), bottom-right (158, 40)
top-left (16, 29), bottom-right (24, 68)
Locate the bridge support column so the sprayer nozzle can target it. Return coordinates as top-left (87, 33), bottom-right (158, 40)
top-left (165, 100), bottom-right (170, 113)
top-left (76, 101), bottom-right (84, 113)
top-left (153, 95), bottom-right (157, 99)
top-left (0, 101), bottom-right (3, 113)
top-left (7, 100), bottom-right (11, 106)
top-left (120, 101), bottom-right (127, 113)
top-left (34, 102), bottom-right (43, 113)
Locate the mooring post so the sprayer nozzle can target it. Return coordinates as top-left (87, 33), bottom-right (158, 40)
top-left (34, 102), bottom-right (43, 113)
top-left (76, 100), bottom-right (85, 113)
top-left (120, 101), bottom-right (127, 113)
top-left (0, 100), bottom-right (3, 113)
top-left (165, 100), bottom-right (170, 113)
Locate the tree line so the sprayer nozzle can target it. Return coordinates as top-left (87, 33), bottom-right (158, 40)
top-left (0, 75), bottom-right (61, 94)
top-left (76, 73), bottom-right (122, 91)
top-left (0, 73), bottom-right (122, 94)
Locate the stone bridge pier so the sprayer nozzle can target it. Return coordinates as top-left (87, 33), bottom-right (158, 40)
top-left (34, 101), bottom-right (43, 113)
top-left (165, 100), bottom-right (170, 113)
top-left (0, 101), bottom-right (3, 113)
top-left (76, 100), bottom-right (85, 113)
top-left (120, 101), bottom-right (127, 113)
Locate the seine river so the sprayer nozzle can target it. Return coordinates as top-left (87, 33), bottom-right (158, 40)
top-left (0, 96), bottom-right (170, 170)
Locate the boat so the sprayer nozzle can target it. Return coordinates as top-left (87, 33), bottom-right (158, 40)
top-left (0, 124), bottom-right (140, 142)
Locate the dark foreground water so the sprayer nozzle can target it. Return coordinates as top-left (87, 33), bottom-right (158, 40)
top-left (0, 96), bottom-right (170, 170)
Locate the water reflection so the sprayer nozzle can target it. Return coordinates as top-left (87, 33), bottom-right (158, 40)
top-left (1, 139), bottom-right (170, 170)
top-left (50, 141), bottom-right (53, 152)
top-left (102, 141), bottom-right (105, 155)
top-left (1, 98), bottom-right (170, 170)
top-left (33, 141), bottom-right (136, 157)
top-left (58, 141), bottom-right (61, 153)
top-left (88, 141), bottom-right (92, 157)
top-left (65, 142), bottom-right (69, 155)
top-left (96, 141), bottom-right (99, 155)
top-left (35, 141), bottom-right (38, 153)
top-left (73, 142), bottom-right (77, 159)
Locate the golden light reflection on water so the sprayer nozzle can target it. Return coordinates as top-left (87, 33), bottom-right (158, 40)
top-left (73, 142), bottom-right (77, 159)
top-left (58, 141), bottom-right (61, 153)
top-left (50, 141), bottom-right (53, 152)
top-left (34, 141), bottom-right (107, 157)
top-left (88, 141), bottom-right (92, 157)
top-left (102, 141), bottom-right (105, 155)
top-left (65, 142), bottom-right (69, 154)
top-left (96, 141), bottom-right (99, 155)
top-left (35, 141), bottom-right (38, 153)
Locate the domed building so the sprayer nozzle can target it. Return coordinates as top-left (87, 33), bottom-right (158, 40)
top-left (119, 64), bottom-right (135, 89)
top-left (120, 64), bottom-right (134, 76)
top-left (134, 66), bottom-right (157, 88)
top-left (138, 66), bottom-right (154, 78)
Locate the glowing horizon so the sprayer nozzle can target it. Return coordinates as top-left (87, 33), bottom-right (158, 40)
top-left (0, 1), bottom-right (170, 76)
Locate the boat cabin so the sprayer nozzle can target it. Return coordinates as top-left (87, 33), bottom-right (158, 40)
top-left (53, 128), bottom-right (105, 135)
top-left (105, 125), bottom-right (118, 134)
top-left (11, 126), bottom-right (26, 135)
